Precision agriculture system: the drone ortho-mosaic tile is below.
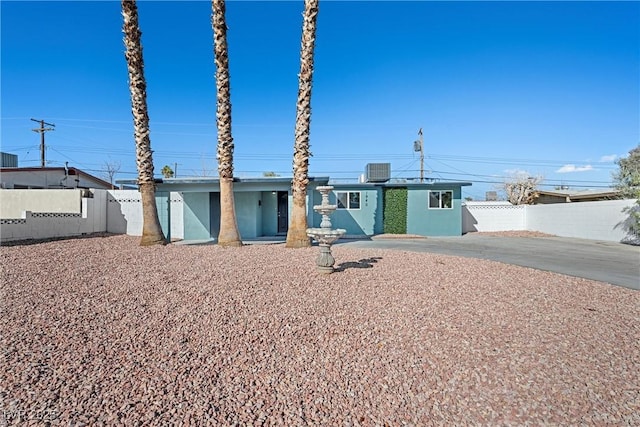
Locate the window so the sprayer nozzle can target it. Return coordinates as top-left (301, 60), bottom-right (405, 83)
top-left (336, 191), bottom-right (360, 210)
top-left (428, 190), bottom-right (453, 209)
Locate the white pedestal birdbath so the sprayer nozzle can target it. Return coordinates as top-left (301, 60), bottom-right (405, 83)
top-left (306, 185), bottom-right (346, 274)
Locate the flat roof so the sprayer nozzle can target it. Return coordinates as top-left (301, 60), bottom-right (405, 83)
top-left (116, 177), bottom-right (472, 188)
top-left (331, 181), bottom-right (473, 188)
top-left (116, 176), bottom-right (331, 185)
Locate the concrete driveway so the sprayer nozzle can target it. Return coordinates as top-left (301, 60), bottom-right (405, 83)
top-left (335, 234), bottom-right (640, 290)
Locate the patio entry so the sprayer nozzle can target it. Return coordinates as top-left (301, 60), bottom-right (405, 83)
top-left (209, 192), bottom-right (220, 239)
top-left (277, 191), bottom-right (288, 234)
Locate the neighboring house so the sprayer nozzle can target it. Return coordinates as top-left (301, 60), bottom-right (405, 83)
top-left (0, 167), bottom-right (113, 190)
top-left (533, 188), bottom-right (621, 204)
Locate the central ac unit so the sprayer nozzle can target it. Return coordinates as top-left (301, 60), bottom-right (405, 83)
top-left (365, 163), bottom-right (391, 183)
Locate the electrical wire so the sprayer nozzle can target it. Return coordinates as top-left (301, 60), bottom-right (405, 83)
top-left (3, 116), bottom-right (621, 190)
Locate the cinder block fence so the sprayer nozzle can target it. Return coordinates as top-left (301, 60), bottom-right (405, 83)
top-left (462, 199), bottom-right (637, 243)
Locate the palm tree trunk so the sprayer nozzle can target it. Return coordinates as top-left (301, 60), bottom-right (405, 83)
top-left (121, 0), bottom-right (166, 246)
top-left (286, 0), bottom-right (319, 248)
top-left (139, 182), bottom-right (165, 245)
top-left (212, 0), bottom-right (242, 247)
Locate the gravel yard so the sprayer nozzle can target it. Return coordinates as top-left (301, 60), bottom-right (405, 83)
top-left (1, 234), bottom-right (638, 425)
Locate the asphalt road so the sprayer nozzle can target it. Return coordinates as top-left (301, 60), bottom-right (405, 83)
top-left (335, 234), bottom-right (640, 290)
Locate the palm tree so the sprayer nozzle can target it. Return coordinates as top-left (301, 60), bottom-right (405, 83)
top-left (161, 165), bottom-right (174, 178)
top-left (286, 0), bottom-right (320, 248)
top-left (121, 0), bottom-right (166, 246)
top-left (212, 0), bottom-right (242, 247)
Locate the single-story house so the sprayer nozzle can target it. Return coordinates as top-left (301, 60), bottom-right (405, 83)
top-left (117, 175), bottom-right (472, 241)
top-left (0, 167), bottom-right (113, 190)
top-left (533, 188), bottom-right (621, 204)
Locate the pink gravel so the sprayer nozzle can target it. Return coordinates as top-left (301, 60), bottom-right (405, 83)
top-left (1, 234), bottom-right (638, 425)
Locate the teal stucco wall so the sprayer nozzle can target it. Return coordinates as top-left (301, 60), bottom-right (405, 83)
top-left (317, 186), bottom-right (382, 236)
top-left (406, 186), bottom-right (463, 236)
top-left (235, 192), bottom-right (262, 239)
top-left (155, 191), bottom-right (170, 240)
top-left (182, 192), bottom-right (210, 240)
top-left (261, 191), bottom-right (279, 236)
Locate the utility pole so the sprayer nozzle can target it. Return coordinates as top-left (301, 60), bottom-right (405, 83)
top-left (31, 118), bottom-right (55, 168)
top-left (413, 128), bottom-right (424, 182)
top-left (174, 162), bottom-right (179, 178)
top-left (419, 128), bottom-right (424, 183)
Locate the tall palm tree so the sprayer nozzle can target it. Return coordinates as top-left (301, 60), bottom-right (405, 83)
top-left (286, 0), bottom-right (320, 248)
top-left (212, 0), bottom-right (242, 247)
top-left (121, 0), bottom-right (166, 246)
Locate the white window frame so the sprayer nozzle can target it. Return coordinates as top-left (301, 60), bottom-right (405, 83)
top-left (428, 190), bottom-right (453, 209)
top-left (336, 191), bottom-right (361, 210)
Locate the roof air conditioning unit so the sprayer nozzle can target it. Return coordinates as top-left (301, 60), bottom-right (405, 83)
top-left (365, 163), bottom-right (390, 183)
top-left (1, 152), bottom-right (18, 168)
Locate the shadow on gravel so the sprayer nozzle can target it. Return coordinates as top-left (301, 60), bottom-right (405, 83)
top-left (0, 232), bottom-right (117, 247)
top-left (334, 257), bottom-right (382, 272)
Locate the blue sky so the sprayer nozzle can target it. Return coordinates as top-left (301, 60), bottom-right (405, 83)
top-left (1, 1), bottom-right (638, 200)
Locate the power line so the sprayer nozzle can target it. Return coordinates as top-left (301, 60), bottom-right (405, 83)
top-left (5, 116), bottom-right (626, 167)
top-left (428, 154), bottom-right (617, 169)
top-left (48, 147), bottom-right (91, 170)
top-left (39, 142), bottom-right (620, 168)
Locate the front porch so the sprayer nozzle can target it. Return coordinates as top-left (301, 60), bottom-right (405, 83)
top-left (152, 176), bottom-right (330, 242)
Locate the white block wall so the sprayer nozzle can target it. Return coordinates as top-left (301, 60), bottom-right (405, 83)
top-left (0, 189), bottom-right (83, 218)
top-left (462, 199), bottom-right (637, 243)
top-left (0, 190), bottom-right (107, 242)
top-left (106, 190), bottom-right (143, 236)
top-left (463, 202), bottom-right (526, 232)
top-left (106, 190), bottom-right (184, 239)
top-left (527, 199), bottom-right (636, 242)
